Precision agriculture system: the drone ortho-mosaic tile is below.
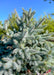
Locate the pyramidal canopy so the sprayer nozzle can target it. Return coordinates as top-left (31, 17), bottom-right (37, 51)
top-left (0, 8), bottom-right (54, 75)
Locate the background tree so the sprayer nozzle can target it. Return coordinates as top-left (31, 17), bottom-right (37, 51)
top-left (42, 15), bottom-right (54, 33)
top-left (8, 10), bottom-right (19, 32)
top-left (38, 15), bottom-right (54, 33)
top-left (0, 21), bottom-right (6, 36)
top-left (44, 0), bottom-right (54, 3)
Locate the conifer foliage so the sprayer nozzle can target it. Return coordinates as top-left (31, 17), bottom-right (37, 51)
top-left (0, 8), bottom-right (54, 75)
top-left (44, 0), bottom-right (54, 3)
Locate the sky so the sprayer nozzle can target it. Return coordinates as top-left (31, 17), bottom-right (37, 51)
top-left (0, 0), bottom-right (54, 23)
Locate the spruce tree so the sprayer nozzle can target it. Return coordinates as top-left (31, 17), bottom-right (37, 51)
top-left (0, 8), bottom-right (54, 75)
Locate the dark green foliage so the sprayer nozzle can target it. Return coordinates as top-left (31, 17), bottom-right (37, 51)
top-left (44, 0), bottom-right (54, 3)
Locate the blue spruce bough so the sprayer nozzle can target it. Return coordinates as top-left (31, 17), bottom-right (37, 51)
top-left (0, 8), bottom-right (54, 75)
